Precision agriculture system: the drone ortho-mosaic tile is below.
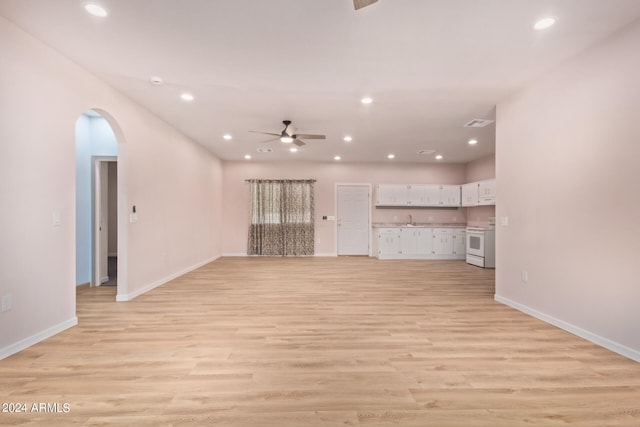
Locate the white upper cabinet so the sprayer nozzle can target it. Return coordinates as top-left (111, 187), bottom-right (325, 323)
top-left (376, 184), bottom-right (461, 207)
top-left (406, 184), bottom-right (434, 206)
top-left (439, 185), bottom-right (461, 207)
top-left (408, 185), bottom-right (442, 206)
top-left (478, 179), bottom-right (496, 205)
top-left (461, 183), bottom-right (479, 207)
top-left (460, 179), bottom-right (495, 206)
top-left (375, 184), bottom-right (410, 206)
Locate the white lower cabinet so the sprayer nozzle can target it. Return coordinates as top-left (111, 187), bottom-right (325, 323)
top-left (432, 228), bottom-right (453, 255)
top-left (452, 229), bottom-right (466, 255)
top-left (376, 228), bottom-right (401, 256)
top-left (400, 228), bottom-right (433, 255)
top-left (375, 227), bottom-right (465, 259)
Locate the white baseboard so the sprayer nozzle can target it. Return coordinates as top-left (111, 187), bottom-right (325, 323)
top-left (222, 252), bottom-right (247, 257)
top-left (0, 317), bottom-right (78, 360)
top-left (116, 255), bottom-right (220, 302)
top-left (495, 294), bottom-right (640, 363)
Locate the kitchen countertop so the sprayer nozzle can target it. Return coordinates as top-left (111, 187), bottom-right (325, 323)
top-left (372, 223), bottom-right (467, 228)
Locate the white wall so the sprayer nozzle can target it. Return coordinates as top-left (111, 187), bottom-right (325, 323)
top-left (495, 20), bottom-right (640, 361)
top-left (0, 16), bottom-right (223, 358)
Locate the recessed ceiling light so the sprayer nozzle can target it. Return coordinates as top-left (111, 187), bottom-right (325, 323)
top-left (435, 154), bottom-right (444, 160)
top-left (534, 17), bottom-right (556, 30)
top-left (361, 97), bottom-right (373, 104)
top-left (244, 154), bottom-right (251, 160)
top-left (387, 154), bottom-right (395, 159)
top-left (180, 93), bottom-right (194, 102)
top-left (149, 76), bottom-right (163, 86)
top-left (334, 155), bottom-right (342, 161)
top-left (343, 136), bottom-right (353, 142)
top-left (290, 147), bottom-right (298, 153)
top-left (468, 139), bottom-right (478, 145)
top-left (84, 3), bottom-right (109, 18)
top-left (223, 134), bottom-right (232, 140)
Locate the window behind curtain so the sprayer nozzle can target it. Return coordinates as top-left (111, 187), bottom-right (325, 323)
top-left (247, 179), bottom-right (315, 256)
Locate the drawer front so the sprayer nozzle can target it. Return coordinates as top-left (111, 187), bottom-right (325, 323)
top-left (466, 254), bottom-right (485, 267)
top-left (432, 228), bottom-right (452, 235)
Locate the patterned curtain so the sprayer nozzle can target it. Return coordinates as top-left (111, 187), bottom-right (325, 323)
top-left (247, 179), bottom-right (315, 256)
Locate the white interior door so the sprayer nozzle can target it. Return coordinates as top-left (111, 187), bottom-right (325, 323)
top-left (94, 159), bottom-right (111, 285)
top-left (337, 185), bottom-right (370, 255)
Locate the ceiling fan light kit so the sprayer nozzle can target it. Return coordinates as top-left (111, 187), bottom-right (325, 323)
top-left (280, 136), bottom-right (294, 144)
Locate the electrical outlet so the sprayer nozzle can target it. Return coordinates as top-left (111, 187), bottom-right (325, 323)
top-left (1, 294), bottom-right (12, 312)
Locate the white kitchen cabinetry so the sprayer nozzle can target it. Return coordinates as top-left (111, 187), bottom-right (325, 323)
top-left (460, 179), bottom-right (496, 206)
top-left (452, 229), bottom-right (466, 255)
top-left (400, 228), bottom-right (433, 255)
top-left (478, 179), bottom-right (496, 205)
top-left (376, 228), bottom-right (401, 256)
top-left (376, 184), bottom-right (461, 207)
top-left (375, 226), bottom-right (465, 259)
top-left (461, 183), bottom-right (479, 207)
top-left (407, 185), bottom-right (434, 206)
top-left (439, 185), bottom-right (462, 207)
top-left (432, 228), bottom-right (454, 255)
top-left (375, 185), bottom-right (410, 206)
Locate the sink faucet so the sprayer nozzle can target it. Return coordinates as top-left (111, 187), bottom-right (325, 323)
top-left (408, 214), bottom-right (413, 225)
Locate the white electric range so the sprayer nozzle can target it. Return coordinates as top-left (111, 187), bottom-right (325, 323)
top-left (465, 226), bottom-right (495, 268)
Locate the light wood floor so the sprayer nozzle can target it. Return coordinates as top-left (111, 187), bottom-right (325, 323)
top-left (2, 257), bottom-right (639, 426)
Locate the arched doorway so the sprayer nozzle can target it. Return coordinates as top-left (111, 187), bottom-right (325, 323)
top-left (75, 109), bottom-right (127, 300)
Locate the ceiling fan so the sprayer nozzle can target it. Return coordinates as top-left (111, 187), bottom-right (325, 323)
top-left (353, 0), bottom-right (378, 10)
top-left (250, 120), bottom-right (326, 147)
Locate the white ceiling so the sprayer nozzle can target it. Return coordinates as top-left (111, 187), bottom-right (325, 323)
top-left (2, 0), bottom-right (640, 164)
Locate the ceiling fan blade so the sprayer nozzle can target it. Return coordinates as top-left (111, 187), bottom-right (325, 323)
top-left (261, 137), bottom-right (280, 143)
top-left (354, 0), bottom-right (378, 10)
top-left (293, 139), bottom-right (306, 147)
top-left (295, 134), bottom-right (326, 140)
top-left (249, 130), bottom-right (281, 137)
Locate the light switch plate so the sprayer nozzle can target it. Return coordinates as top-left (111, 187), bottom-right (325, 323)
top-left (501, 216), bottom-right (509, 226)
top-left (52, 211), bottom-right (61, 227)
top-left (1, 294), bottom-right (12, 312)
